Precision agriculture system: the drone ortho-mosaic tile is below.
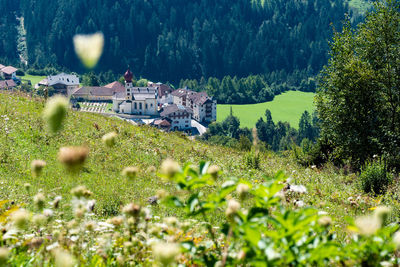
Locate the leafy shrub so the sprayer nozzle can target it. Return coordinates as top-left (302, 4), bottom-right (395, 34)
top-left (360, 160), bottom-right (392, 195)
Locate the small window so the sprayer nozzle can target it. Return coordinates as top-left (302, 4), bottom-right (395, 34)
top-left (145, 104), bottom-right (148, 109)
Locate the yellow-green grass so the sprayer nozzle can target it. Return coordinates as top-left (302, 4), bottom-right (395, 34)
top-left (18, 74), bottom-right (46, 85)
top-left (217, 91), bottom-right (315, 129)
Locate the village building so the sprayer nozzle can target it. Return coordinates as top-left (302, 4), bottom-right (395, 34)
top-left (171, 88), bottom-right (217, 123)
top-left (112, 69), bottom-right (158, 116)
top-left (148, 82), bottom-right (173, 106)
top-left (36, 73), bottom-right (80, 96)
top-left (70, 81), bottom-right (125, 101)
top-left (160, 104), bottom-right (192, 130)
top-left (0, 65), bottom-right (18, 80)
top-left (152, 118), bottom-right (172, 131)
top-left (0, 79), bottom-right (17, 90)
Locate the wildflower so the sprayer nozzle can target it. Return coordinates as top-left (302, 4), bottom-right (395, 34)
top-left (74, 208), bottom-right (85, 219)
top-left (393, 231), bottom-right (400, 249)
top-left (87, 200), bottom-right (96, 212)
top-left (274, 190), bottom-right (285, 200)
top-left (85, 221), bottom-right (96, 231)
top-left (43, 209), bottom-right (54, 218)
top-left (34, 193), bottom-right (45, 210)
top-left (164, 217), bottom-right (178, 227)
top-left (58, 146), bottom-right (89, 170)
top-left (236, 183), bottom-right (250, 200)
top-left (122, 203), bottom-right (141, 217)
top-left (0, 247), bottom-right (9, 264)
top-left (226, 199), bottom-right (240, 218)
top-left (295, 200), bottom-right (305, 208)
top-left (31, 160), bottom-right (46, 177)
top-left (43, 96), bottom-right (69, 133)
top-left (289, 185), bottom-right (307, 194)
top-left (160, 159), bottom-right (180, 179)
top-left (71, 186), bottom-right (92, 198)
top-left (28, 238), bottom-right (44, 249)
top-left (53, 248), bottom-right (76, 267)
top-left (237, 250), bottom-right (246, 261)
top-left (11, 209), bottom-right (30, 230)
top-left (318, 216), bottom-right (332, 227)
top-left (208, 165), bottom-right (220, 180)
top-left (355, 215), bottom-right (381, 236)
top-left (374, 206), bottom-right (391, 224)
top-left (152, 242), bottom-right (180, 266)
top-left (73, 32), bottom-right (104, 69)
top-left (122, 166), bottom-right (139, 180)
top-left (102, 132), bottom-right (117, 147)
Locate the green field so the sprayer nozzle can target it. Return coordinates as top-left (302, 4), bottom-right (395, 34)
top-left (18, 74), bottom-right (46, 85)
top-left (217, 91), bottom-right (315, 129)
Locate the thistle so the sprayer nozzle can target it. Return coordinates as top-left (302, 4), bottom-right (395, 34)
top-left (58, 146), bottom-right (89, 170)
top-left (160, 159), bottom-right (180, 179)
top-left (31, 160), bottom-right (46, 177)
top-left (122, 167), bottom-right (139, 180)
top-left (152, 242), bottom-right (180, 267)
top-left (102, 132), bottom-right (118, 147)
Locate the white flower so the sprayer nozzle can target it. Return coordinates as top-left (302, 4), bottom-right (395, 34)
top-left (236, 183), bottom-right (250, 199)
top-left (289, 185), bottom-right (307, 194)
top-left (226, 199), bottom-right (241, 217)
top-left (295, 200), bottom-right (305, 208)
top-left (355, 216), bottom-right (381, 236)
top-left (73, 32), bottom-right (104, 69)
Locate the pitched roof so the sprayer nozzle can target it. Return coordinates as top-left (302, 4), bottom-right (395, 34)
top-left (172, 88), bottom-right (213, 105)
top-left (171, 89), bottom-right (189, 97)
top-left (1, 66), bottom-right (18, 75)
top-left (154, 119), bottom-right (171, 127)
top-left (160, 104), bottom-right (193, 117)
top-left (104, 81), bottom-right (125, 93)
top-left (72, 86), bottom-right (113, 97)
top-left (0, 79), bottom-right (17, 89)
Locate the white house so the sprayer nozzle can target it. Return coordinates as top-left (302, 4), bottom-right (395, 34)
top-left (112, 69), bottom-right (158, 116)
top-left (171, 88), bottom-right (217, 123)
top-left (36, 73), bottom-right (80, 96)
top-left (160, 104), bottom-right (192, 130)
top-left (148, 82), bottom-right (173, 106)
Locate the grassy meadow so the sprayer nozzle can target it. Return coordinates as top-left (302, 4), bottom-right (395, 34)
top-left (18, 74), bottom-right (46, 85)
top-left (217, 91), bottom-right (315, 129)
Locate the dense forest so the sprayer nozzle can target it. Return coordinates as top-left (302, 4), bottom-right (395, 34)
top-left (1, 0), bottom-right (363, 103)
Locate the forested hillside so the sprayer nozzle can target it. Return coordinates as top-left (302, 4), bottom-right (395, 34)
top-left (6, 1), bottom-right (357, 83)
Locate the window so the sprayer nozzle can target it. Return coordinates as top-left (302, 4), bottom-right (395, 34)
top-left (139, 103), bottom-right (142, 109)
top-left (145, 104), bottom-right (148, 109)
top-left (150, 103), bottom-right (153, 107)
top-left (185, 125), bottom-right (189, 128)
top-left (134, 103), bottom-right (137, 109)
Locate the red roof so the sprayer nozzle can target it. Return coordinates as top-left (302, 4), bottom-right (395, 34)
top-left (104, 81), bottom-right (125, 93)
top-left (0, 79), bottom-right (17, 89)
top-left (1, 66), bottom-right (18, 75)
top-left (124, 69), bottom-right (133, 83)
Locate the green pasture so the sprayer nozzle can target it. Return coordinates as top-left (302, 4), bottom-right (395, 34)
top-left (217, 91), bottom-right (315, 129)
top-left (18, 74), bottom-right (46, 85)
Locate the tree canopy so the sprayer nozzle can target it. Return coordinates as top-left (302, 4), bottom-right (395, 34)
top-left (316, 0), bottom-right (400, 167)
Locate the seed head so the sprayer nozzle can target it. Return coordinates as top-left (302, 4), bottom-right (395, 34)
top-left (108, 216), bottom-right (124, 227)
top-left (11, 209), bottom-right (30, 230)
top-left (226, 199), bottom-right (240, 218)
top-left (236, 183), bottom-right (250, 199)
top-left (43, 96), bottom-right (69, 133)
top-left (122, 203), bottom-right (141, 217)
top-left (73, 32), bottom-right (104, 69)
top-left (32, 214), bottom-right (46, 226)
top-left (393, 231), bottom-right (400, 249)
top-left (374, 206), bottom-right (391, 225)
top-left (318, 216), bottom-right (332, 227)
top-left (24, 183), bottom-right (31, 192)
top-left (152, 242), bottom-right (180, 266)
top-left (58, 146), bottom-right (89, 170)
top-left (31, 160), bottom-right (46, 177)
top-left (102, 132), bottom-right (118, 147)
top-left (71, 185), bottom-right (93, 199)
top-left (34, 193), bottom-right (46, 210)
top-left (156, 189), bottom-right (169, 200)
top-left (355, 215), bottom-right (381, 236)
top-left (207, 165), bottom-right (220, 180)
top-left (0, 247), bottom-right (9, 264)
top-left (122, 166), bottom-right (139, 180)
top-left (160, 159), bottom-right (180, 179)
top-left (53, 248), bottom-right (76, 267)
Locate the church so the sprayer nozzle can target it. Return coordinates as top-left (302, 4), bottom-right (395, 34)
top-left (112, 69), bottom-right (158, 116)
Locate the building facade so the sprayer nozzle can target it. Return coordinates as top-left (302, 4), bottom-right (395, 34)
top-left (171, 88), bottom-right (217, 123)
top-left (36, 73), bottom-right (80, 96)
top-left (112, 69), bottom-right (158, 116)
top-left (160, 104), bottom-right (192, 130)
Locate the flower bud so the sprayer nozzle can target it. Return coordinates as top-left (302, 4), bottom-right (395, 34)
top-left (11, 209), bottom-right (30, 230)
top-left (43, 96), bottom-right (69, 133)
top-left (152, 242), bottom-right (180, 266)
top-left (226, 199), bottom-right (240, 218)
top-left (236, 183), bottom-right (250, 200)
top-left (374, 206), bottom-right (391, 225)
top-left (34, 193), bottom-right (45, 210)
top-left (71, 186), bottom-right (92, 199)
top-left (318, 216), bottom-right (332, 227)
top-left (122, 203), bottom-right (141, 217)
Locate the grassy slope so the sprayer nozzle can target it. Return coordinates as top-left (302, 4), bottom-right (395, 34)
top-left (217, 91), bottom-right (315, 129)
top-left (0, 92), bottom-right (396, 233)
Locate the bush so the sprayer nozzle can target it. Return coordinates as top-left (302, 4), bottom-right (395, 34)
top-left (360, 160), bottom-right (392, 195)
top-left (16, 69), bottom-right (25, 76)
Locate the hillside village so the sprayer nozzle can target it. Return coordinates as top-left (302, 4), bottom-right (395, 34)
top-left (0, 65), bottom-right (217, 135)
